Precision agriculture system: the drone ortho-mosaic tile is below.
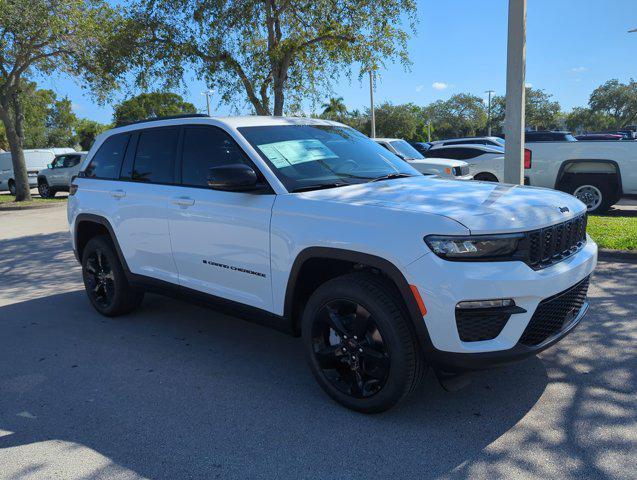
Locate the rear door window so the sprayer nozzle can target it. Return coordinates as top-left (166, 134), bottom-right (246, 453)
top-left (84, 134), bottom-right (131, 179)
top-left (131, 127), bottom-right (179, 184)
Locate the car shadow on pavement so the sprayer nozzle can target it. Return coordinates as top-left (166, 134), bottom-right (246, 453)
top-left (0, 231), bottom-right (81, 304)
top-left (0, 288), bottom-right (548, 479)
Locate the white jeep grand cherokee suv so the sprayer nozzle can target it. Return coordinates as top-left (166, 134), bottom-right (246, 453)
top-left (68, 115), bottom-right (597, 413)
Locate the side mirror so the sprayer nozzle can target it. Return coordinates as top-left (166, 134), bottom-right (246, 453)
top-left (207, 164), bottom-right (260, 192)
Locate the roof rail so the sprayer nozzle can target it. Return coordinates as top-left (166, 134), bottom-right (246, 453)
top-left (119, 113), bottom-right (210, 127)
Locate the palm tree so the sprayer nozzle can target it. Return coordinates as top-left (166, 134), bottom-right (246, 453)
top-left (321, 97), bottom-right (348, 118)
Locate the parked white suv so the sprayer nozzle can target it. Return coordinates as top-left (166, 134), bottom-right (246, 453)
top-left (37, 152), bottom-right (87, 198)
top-left (68, 115), bottom-right (597, 413)
top-left (373, 138), bottom-right (473, 179)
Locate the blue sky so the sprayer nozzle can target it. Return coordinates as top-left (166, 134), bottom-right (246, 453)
top-left (38, 0), bottom-right (637, 124)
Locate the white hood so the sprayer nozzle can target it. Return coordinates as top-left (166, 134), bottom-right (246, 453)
top-left (297, 176), bottom-right (587, 234)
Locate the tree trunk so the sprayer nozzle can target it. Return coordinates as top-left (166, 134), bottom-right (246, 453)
top-left (0, 108), bottom-right (31, 202)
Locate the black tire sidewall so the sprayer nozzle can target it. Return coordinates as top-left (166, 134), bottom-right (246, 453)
top-left (302, 275), bottom-right (417, 413)
top-left (38, 180), bottom-right (55, 198)
top-left (81, 235), bottom-right (134, 316)
top-left (8, 181), bottom-right (15, 196)
top-left (568, 177), bottom-right (613, 214)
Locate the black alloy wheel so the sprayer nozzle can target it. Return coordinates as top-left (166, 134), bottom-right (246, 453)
top-left (303, 273), bottom-right (425, 413)
top-left (83, 247), bottom-right (115, 309)
top-left (81, 235), bottom-right (144, 316)
top-left (311, 299), bottom-right (391, 398)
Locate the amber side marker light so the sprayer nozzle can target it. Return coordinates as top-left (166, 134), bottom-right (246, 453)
top-left (409, 285), bottom-right (427, 316)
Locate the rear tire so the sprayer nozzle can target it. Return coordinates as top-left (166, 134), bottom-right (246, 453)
top-left (302, 272), bottom-right (426, 413)
top-left (81, 235), bottom-right (144, 316)
top-left (37, 179), bottom-right (56, 198)
top-left (8, 180), bottom-right (15, 196)
top-left (567, 177), bottom-right (614, 214)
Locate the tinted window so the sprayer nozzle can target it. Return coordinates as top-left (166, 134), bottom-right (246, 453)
top-left (181, 126), bottom-right (252, 187)
top-left (132, 128), bottom-right (179, 183)
top-left (424, 147), bottom-right (483, 160)
top-left (84, 134), bottom-right (130, 179)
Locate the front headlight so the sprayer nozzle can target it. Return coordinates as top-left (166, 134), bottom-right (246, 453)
top-left (425, 233), bottom-right (524, 260)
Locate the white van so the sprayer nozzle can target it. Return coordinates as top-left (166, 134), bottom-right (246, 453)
top-left (0, 148), bottom-right (75, 195)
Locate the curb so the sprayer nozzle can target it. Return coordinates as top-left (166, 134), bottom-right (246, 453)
top-left (0, 202), bottom-right (66, 212)
top-left (598, 249), bottom-right (637, 263)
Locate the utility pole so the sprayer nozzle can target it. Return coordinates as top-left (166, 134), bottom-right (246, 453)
top-left (201, 89), bottom-right (214, 116)
top-left (369, 71), bottom-right (376, 138)
top-left (485, 90), bottom-right (494, 136)
top-left (427, 121), bottom-right (431, 142)
top-left (503, 0), bottom-right (526, 185)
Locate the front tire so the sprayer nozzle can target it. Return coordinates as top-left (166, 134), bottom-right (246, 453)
top-left (81, 235), bottom-right (144, 316)
top-left (37, 179), bottom-right (56, 198)
top-left (302, 273), bottom-right (425, 413)
top-left (8, 180), bottom-right (16, 196)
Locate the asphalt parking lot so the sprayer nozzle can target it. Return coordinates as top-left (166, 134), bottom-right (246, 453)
top-left (0, 204), bottom-right (635, 480)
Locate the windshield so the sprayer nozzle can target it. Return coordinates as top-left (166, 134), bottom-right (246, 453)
top-left (238, 125), bottom-right (419, 191)
top-left (389, 140), bottom-right (424, 159)
top-left (493, 137), bottom-right (505, 146)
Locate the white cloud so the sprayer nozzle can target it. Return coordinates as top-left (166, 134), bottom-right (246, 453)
top-left (432, 82), bottom-right (448, 90)
top-left (571, 66), bottom-right (587, 73)
top-left (525, 82), bottom-right (533, 88)
top-left (415, 84), bottom-right (424, 92)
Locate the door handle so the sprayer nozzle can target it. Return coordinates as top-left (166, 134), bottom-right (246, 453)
top-left (172, 196), bottom-right (195, 207)
top-left (110, 189), bottom-right (126, 199)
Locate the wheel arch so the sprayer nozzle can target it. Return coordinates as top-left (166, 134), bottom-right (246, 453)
top-left (284, 247), bottom-right (431, 345)
top-left (74, 213), bottom-right (130, 272)
top-left (555, 159), bottom-right (623, 196)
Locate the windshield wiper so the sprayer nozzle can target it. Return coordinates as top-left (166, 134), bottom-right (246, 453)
top-left (290, 182), bottom-right (350, 193)
top-left (369, 173), bottom-right (414, 183)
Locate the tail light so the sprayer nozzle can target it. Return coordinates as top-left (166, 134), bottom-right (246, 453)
top-left (524, 148), bottom-right (532, 169)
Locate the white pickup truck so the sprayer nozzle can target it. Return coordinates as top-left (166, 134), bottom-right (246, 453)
top-left (525, 140), bottom-right (637, 213)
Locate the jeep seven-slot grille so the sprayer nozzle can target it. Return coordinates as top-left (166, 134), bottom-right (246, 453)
top-left (527, 214), bottom-right (587, 269)
top-left (519, 276), bottom-right (590, 346)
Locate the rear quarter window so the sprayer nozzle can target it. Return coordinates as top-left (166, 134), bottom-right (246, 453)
top-left (84, 134), bottom-right (131, 179)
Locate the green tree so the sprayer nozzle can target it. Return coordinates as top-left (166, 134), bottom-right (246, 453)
top-left (130, 0), bottom-right (416, 116)
top-left (490, 87), bottom-right (562, 133)
top-left (113, 92), bottom-right (196, 126)
top-left (45, 97), bottom-right (78, 147)
top-left (588, 79), bottom-right (637, 128)
top-left (321, 97), bottom-right (348, 119)
top-left (424, 94), bottom-right (487, 139)
top-left (370, 102), bottom-right (424, 140)
top-left (564, 107), bottom-right (615, 134)
top-left (0, 0), bottom-right (125, 201)
top-left (75, 118), bottom-right (110, 151)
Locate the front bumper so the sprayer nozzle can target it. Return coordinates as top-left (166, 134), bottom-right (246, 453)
top-left (404, 237), bottom-right (597, 371)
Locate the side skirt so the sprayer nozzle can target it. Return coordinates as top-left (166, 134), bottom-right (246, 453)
top-left (126, 272), bottom-right (294, 336)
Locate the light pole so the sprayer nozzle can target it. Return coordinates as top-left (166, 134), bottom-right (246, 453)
top-left (503, 0), bottom-right (526, 185)
top-left (485, 90), bottom-right (494, 136)
top-left (369, 70), bottom-right (376, 138)
top-left (201, 89), bottom-right (214, 116)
